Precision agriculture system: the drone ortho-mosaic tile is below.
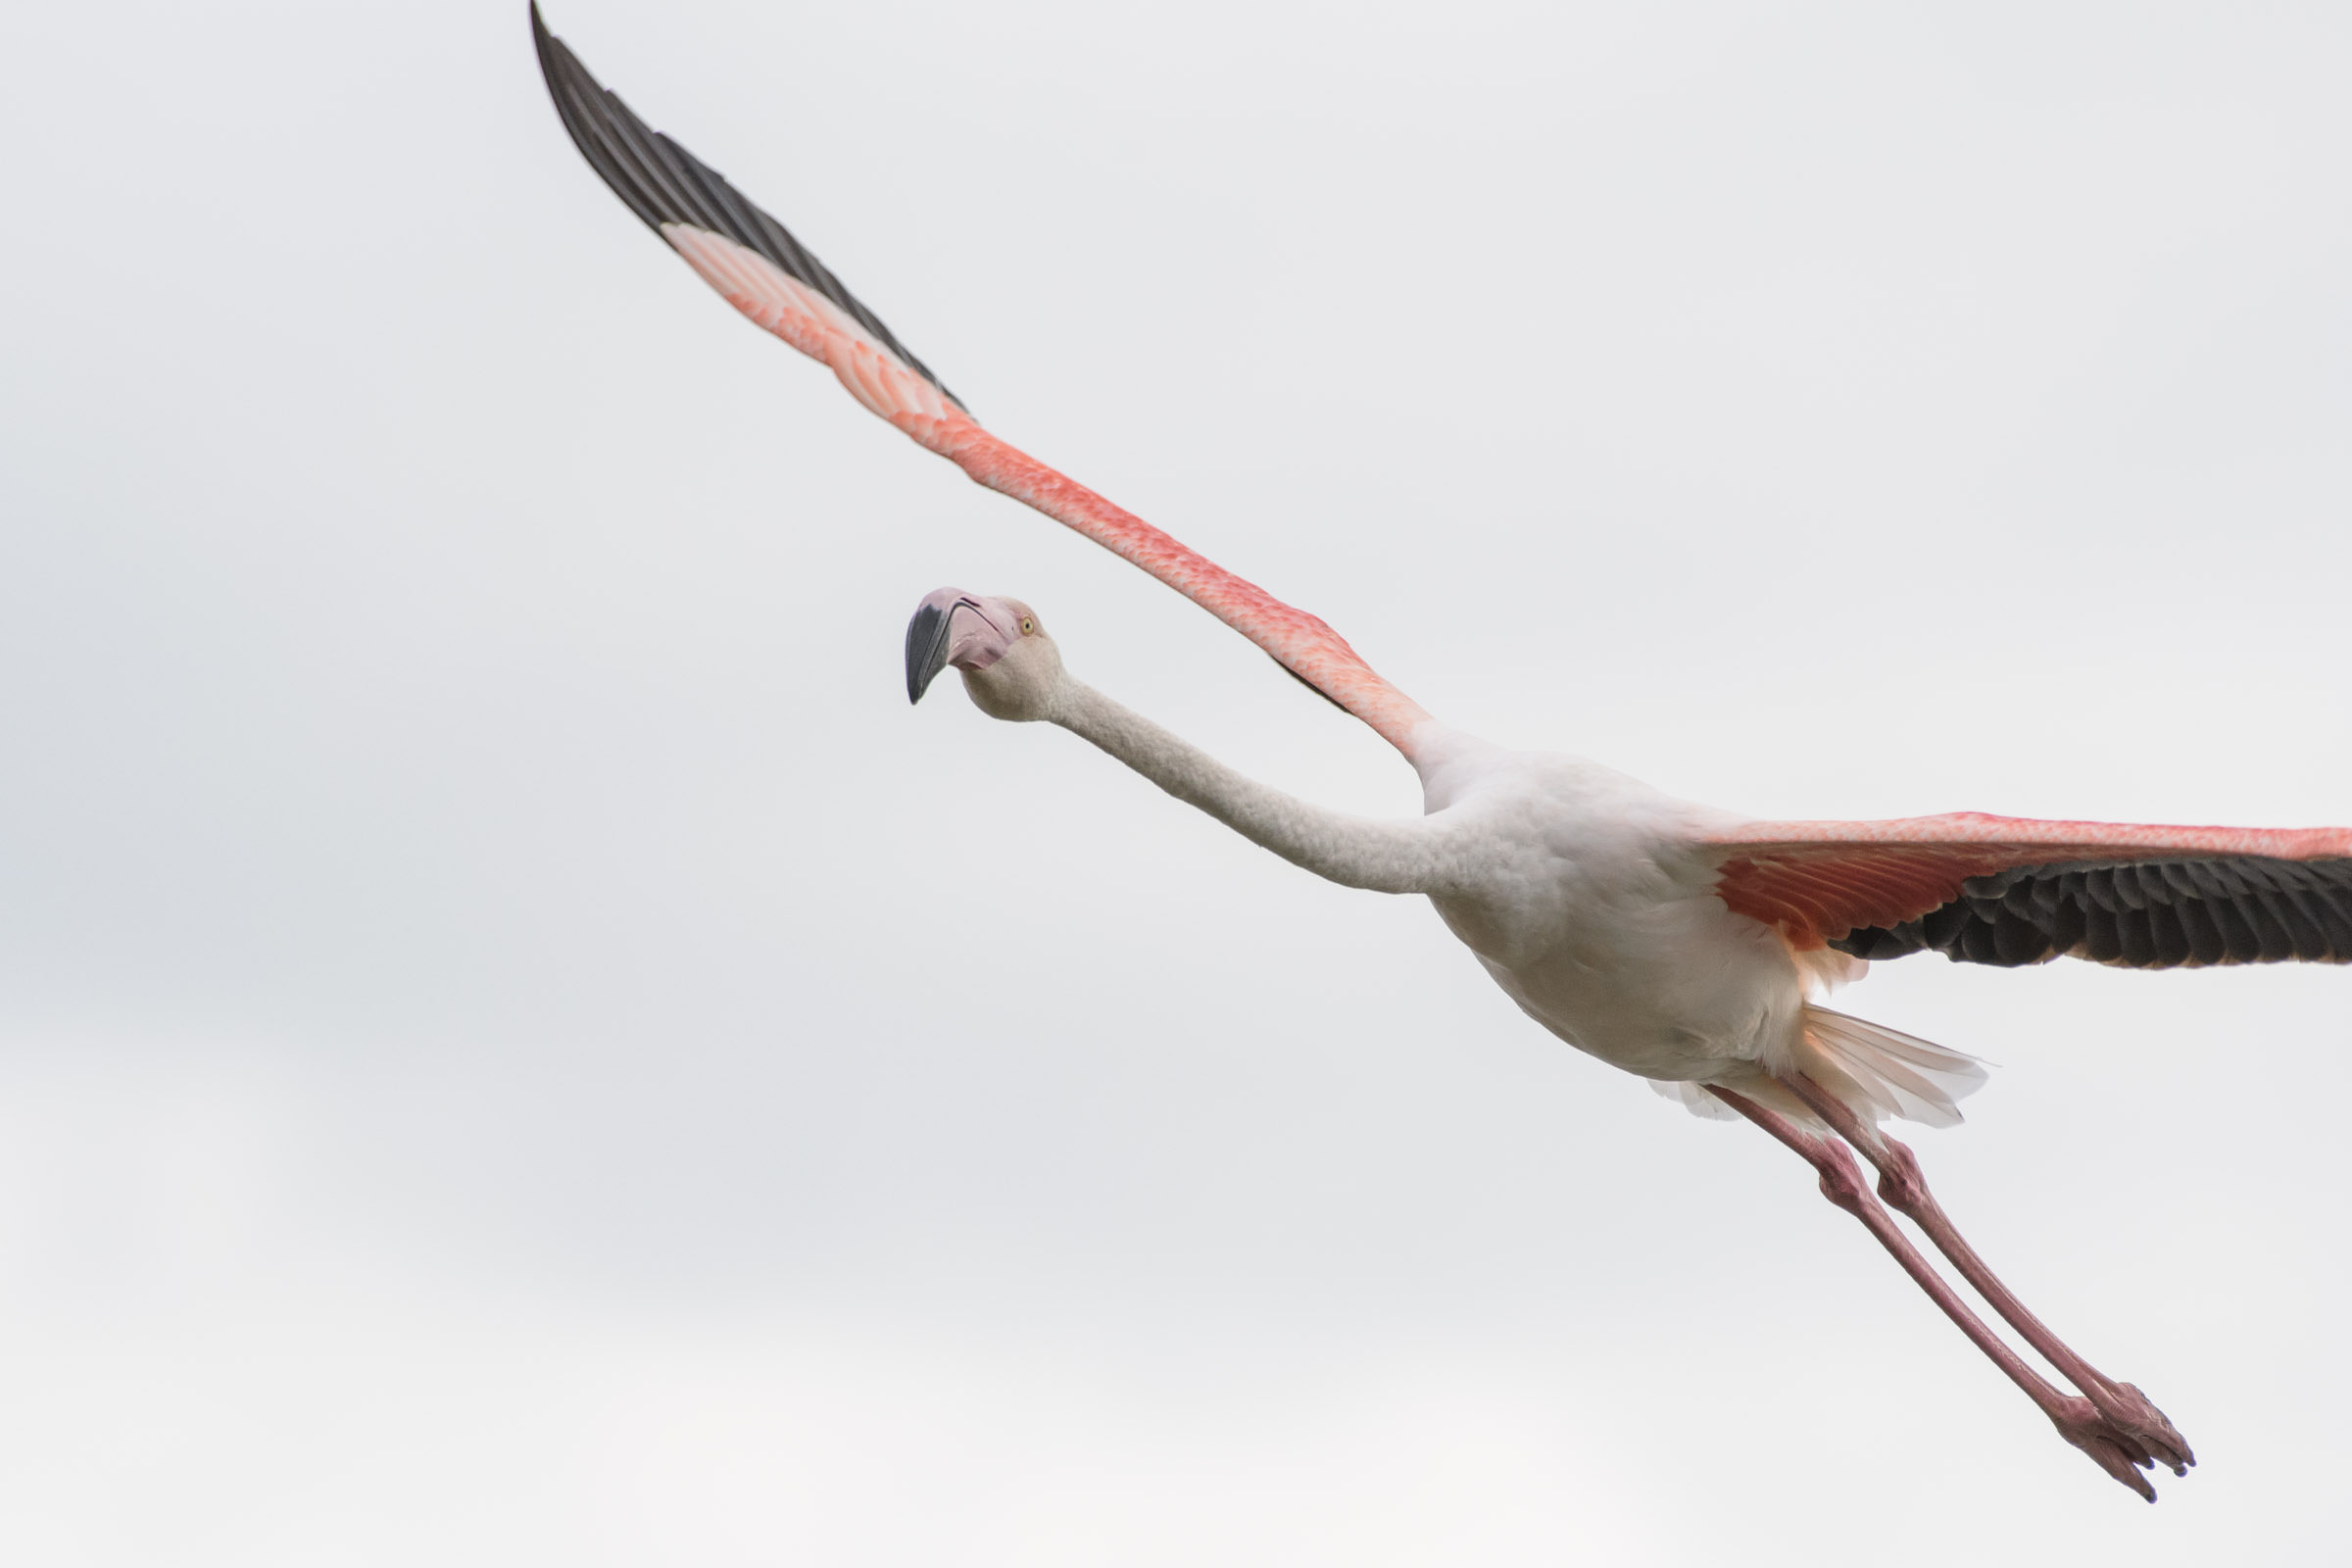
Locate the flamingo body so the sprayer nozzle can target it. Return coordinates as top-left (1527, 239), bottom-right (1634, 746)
top-left (1413, 739), bottom-right (1810, 1089)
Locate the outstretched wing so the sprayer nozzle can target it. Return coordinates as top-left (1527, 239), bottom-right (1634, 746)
top-left (1707, 813), bottom-right (2352, 968)
top-left (530, 6), bottom-right (1434, 755)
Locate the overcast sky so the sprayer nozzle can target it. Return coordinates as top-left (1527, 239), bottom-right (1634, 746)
top-left (3, 1), bottom-right (2348, 1562)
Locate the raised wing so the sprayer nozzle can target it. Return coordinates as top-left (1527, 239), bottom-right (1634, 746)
top-left (1708, 813), bottom-right (2352, 968)
top-left (531, 6), bottom-right (1434, 755)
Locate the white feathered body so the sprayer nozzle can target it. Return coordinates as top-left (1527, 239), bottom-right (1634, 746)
top-left (1411, 732), bottom-right (1982, 1124)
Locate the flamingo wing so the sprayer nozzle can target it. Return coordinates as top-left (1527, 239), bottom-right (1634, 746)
top-left (531, 6), bottom-right (1433, 754)
top-left (1706, 813), bottom-right (2352, 968)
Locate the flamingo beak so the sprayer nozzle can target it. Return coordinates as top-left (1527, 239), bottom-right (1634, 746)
top-left (905, 587), bottom-right (1012, 703)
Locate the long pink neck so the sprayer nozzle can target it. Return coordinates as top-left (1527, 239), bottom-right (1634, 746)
top-left (1048, 679), bottom-right (1455, 895)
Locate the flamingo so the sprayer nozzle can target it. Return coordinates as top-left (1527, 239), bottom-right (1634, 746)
top-left (532, 6), bottom-right (2350, 1501)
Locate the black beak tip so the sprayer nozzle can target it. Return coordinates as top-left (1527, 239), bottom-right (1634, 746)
top-left (905, 600), bottom-right (951, 706)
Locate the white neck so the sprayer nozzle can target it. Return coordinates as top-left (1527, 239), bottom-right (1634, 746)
top-left (1047, 679), bottom-right (1455, 896)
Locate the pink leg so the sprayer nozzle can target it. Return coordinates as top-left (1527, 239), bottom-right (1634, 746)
top-left (1775, 1073), bottom-right (2193, 1477)
top-left (1708, 1087), bottom-right (2164, 1500)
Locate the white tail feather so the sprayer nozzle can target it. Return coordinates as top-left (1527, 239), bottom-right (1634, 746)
top-left (1801, 1005), bottom-right (1989, 1128)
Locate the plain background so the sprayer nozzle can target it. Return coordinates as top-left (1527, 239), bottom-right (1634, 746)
top-left (3, 1), bottom-right (2347, 1561)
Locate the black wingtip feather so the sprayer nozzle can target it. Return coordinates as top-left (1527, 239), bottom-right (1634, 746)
top-left (1851, 856), bottom-right (2352, 972)
top-left (530, 5), bottom-right (966, 412)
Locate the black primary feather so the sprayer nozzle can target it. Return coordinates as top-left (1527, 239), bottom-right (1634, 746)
top-left (531, 4), bottom-right (964, 411)
top-left (1828, 856), bottom-right (2352, 969)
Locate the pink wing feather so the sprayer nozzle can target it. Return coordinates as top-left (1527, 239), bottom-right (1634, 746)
top-left (534, 8), bottom-right (1433, 755)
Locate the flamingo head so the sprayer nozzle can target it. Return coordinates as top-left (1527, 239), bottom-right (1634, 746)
top-left (904, 587), bottom-right (1063, 721)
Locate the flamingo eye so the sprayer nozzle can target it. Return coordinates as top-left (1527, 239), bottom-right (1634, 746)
top-left (1019, 616), bottom-right (1036, 634)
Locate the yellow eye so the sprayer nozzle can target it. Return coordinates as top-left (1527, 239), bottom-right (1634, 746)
top-left (1019, 616), bottom-right (1036, 634)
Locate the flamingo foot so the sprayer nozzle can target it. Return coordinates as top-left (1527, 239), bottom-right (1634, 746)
top-left (2083, 1381), bottom-right (2193, 1478)
top-left (2049, 1395), bottom-right (2164, 1501)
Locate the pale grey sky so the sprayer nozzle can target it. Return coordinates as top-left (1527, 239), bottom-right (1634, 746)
top-left (2, 1), bottom-right (2348, 1562)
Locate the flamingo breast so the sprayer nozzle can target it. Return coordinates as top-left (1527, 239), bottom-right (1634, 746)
top-left (1419, 749), bottom-right (1810, 1085)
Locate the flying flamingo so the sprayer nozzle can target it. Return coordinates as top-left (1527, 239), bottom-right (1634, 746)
top-left (532, 7), bottom-right (2350, 1500)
